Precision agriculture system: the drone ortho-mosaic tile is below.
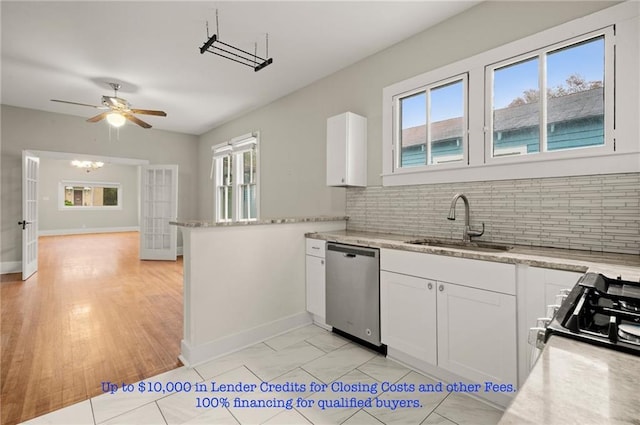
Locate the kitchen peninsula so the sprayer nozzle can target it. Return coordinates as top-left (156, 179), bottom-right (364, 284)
top-left (171, 217), bottom-right (346, 366)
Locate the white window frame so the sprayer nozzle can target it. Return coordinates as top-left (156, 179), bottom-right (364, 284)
top-left (212, 132), bottom-right (260, 223)
top-left (393, 74), bottom-right (468, 172)
top-left (59, 181), bottom-right (122, 210)
top-left (381, 1), bottom-right (639, 187)
top-left (484, 27), bottom-right (614, 165)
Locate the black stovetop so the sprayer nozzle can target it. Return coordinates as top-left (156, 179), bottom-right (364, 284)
top-left (546, 273), bottom-right (640, 356)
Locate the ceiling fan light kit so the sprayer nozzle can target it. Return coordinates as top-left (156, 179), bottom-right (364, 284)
top-left (199, 10), bottom-right (273, 72)
top-left (50, 82), bottom-right (166, 129)
top-left (106, 112), bottom-right (126, 127)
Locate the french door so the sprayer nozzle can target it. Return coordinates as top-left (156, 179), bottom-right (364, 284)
top-left (21, 151), bottom-right (39, 280)
top-left (140, 164), bottom-right (178, 260)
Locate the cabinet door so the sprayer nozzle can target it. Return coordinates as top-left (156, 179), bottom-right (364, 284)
top-left (305, 255), bottom-right (326, 318)
top-left (437, 282), bottom-right (517, 386)
top-left (326, 113), bottom-right (347, 186)
top-left (326, 112), bottom-right (366, 187)
top-left (381, 271), bottom-right (437, 364)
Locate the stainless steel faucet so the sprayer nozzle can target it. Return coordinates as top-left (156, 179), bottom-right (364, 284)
top-left (447, 193), bottom-right (484, 242)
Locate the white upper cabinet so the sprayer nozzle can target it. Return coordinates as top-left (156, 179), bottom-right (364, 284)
top-left (326, 112), bottom-right (367, 187)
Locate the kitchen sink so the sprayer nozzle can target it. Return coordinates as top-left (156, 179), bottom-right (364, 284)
top-left (404, 238), bottom-right (513, 253)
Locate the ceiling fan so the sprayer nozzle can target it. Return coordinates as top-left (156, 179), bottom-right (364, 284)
top-left (51, 83), bottom-right (166, 129)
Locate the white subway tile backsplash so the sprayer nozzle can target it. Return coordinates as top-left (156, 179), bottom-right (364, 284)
top-left (346, 173), bottom-right (639, 254)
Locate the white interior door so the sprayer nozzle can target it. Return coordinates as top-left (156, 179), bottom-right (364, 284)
top-left (21, 151), bottom-right (39, 280)
top-left (140, 164), bottom-right (178, 260)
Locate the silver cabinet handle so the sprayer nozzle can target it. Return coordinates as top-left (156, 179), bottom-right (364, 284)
top-left (439, 284), bottom-right (444, 292)
top-left (320, 260), bottom-right (324, 265)
top-left (427, 282), bottom-right (433, 290)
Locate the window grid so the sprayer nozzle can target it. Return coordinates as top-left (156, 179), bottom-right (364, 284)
top-left (486, 29), bottom-right (611, 162)
top-left (394, 74), bottom-right (468, 171)
top-left (212, 134), bottom-right (259, 223)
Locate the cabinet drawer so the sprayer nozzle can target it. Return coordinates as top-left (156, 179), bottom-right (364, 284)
top-left (381, 248), bottom-right (515, 295)
top-left (306, 238), bottom-right (326, 257)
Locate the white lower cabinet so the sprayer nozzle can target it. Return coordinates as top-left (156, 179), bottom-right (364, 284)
top-left (381, 271), bottom-right (437, 364)
top-left (305, 239), bottom-right (327, 326)
top-left (380, 248), bottom-right (517, 394)
top-left (306, 255), bottom-right (325, 318)
top-left (437, 281), bottom-right (517, 385)
top-left (516, 265), bottom-right (583, 385)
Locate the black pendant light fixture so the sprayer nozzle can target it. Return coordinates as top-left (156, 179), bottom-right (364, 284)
top-left (199, 10), bottom-right (273, 72)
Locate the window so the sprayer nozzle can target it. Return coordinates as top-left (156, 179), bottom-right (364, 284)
top-left (395, 75), bottom-right (467, 169)
top-left (487, 31), bottom-right (609, 159)
top-left (381, 1), bottom-right (638, 187)
top-left (212, 133), bottom-right (259, 222)
top-left (59, 181), bottom-right (121, 209)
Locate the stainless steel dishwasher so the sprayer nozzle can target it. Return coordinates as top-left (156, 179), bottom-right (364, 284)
top-left (326, 242), bottom-right (382, 348)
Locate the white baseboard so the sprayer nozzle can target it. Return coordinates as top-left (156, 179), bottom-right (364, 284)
top-left (310, 314), bottom-right (332, 331)
top-left (180, 312), bottom-right (313, 367)
top-left (1, 261), bottom-right (21, 274)
top-left (38, 226), bottom-right (140, 236)
top-left (387, 347), bottom-right (512, 409)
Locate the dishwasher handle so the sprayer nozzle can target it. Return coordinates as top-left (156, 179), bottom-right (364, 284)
top-left (327, 243), bottom-right (378, 258)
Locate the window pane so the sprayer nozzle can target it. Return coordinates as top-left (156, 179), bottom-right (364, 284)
top-left (239, 184), bottom-right (257, 220)
top-left (399, 92), bottom-right (426, 167)
top-left (218, 186), bottom-right (232, 221)
top-left (103, 188), bottom-right (118, 206)
top-left (242, 149), bottom-right (256, 184)
top-left (223, 155), bottom-right (232, 185)
top-left (546, 36), bottom-right (604, 151)
top-left (429, 80), bottom-right (464, 164)
top-left (493, 57), bottom-right (540, 157)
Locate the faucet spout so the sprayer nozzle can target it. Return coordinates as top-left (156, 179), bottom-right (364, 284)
top-left (448, 193), bottom-right (466, 221)
top-left (447, 193), bottom-right (484, 242)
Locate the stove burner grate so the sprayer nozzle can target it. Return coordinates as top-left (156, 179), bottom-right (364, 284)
top-left (618, 323), bottom-right (640, 344)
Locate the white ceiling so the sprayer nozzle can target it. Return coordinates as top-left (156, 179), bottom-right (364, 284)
top-left (1, 1), bottom-right (478, 136)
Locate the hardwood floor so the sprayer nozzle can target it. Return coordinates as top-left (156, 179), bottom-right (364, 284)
top-left (1, 232), bottom-right (183, 425)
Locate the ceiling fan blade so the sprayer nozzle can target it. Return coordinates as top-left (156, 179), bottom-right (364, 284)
top-left (130, 109), bottom-right (167, 117)
top-left (86, 112), bottom-right (109, 123)
top-left (125, 114), bottom-right (152, 129)
top-left (51, 99), bottom-right (106, 109)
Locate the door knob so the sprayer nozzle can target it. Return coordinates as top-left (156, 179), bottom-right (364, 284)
top-left (18, 220), bottom-right (32, 230)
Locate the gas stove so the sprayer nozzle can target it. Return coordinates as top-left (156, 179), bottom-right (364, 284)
top-left (544, 272), bottom-right (640, 355)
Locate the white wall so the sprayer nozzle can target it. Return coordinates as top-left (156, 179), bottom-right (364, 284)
top-left (180, 220), bottom-right (346, 366)
top-left (195, 1), bottom-right (618, 220)
top-left (1, 105), bottom-right (199, 265)
top-left (38, 158), bottom-right (139, 233)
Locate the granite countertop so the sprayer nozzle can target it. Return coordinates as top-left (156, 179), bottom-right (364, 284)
top-left (170, 216), bottom-right (347, 228)
top-left (306, 230), bottom-right (640, 280)
top-left (498, 336), bottom-right (640, 424)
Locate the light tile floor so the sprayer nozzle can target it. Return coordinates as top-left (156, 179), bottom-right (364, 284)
top-left (22, 325), bottom-right (504, 425)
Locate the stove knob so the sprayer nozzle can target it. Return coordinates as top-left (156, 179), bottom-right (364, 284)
top-left (536, 317), bottom-right (552, 328)
top-left (547, 304), bottom-right (561, 318)
top-left (528, 327), bottom-right (546, 350)
top-left (555, 294), bottom-right (568, 305)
